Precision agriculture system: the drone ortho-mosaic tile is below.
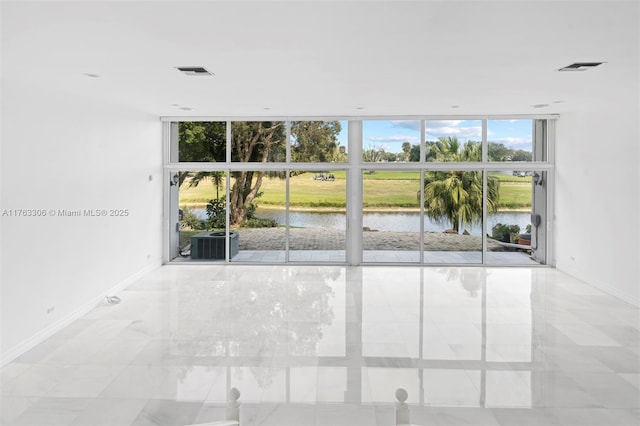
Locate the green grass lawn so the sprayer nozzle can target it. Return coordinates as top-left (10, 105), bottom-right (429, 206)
top-left (497, 184), bottom-right (532, 209)
top-left (492, 173), bottom-right (533, 184)
top-left (179, 171), bottom-right (532, 210)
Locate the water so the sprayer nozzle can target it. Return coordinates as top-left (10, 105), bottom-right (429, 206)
top-left (191, 207), bottom-right (531, 236)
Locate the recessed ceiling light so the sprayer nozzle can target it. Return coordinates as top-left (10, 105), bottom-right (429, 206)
top-left (179, 107), bottom-right (193, 111)
top-left (553, 100), bottom-right (565, 104)
top-left (171, 103), bottom-right (180, 107)
top-left (176, 66), bottom-right (213, 76)
top-left (530, 104), bottom-right (549, 109)
top-left (263, 107), bottom-right (271, 110)
top-left (451, 105), bottom-right (460, 109)
top-left (558, 62), bottom-right (605, 72)
top-left (84, 73), bottom-right (100, 78)
top-left (356, 106), bottom-right (365, 110)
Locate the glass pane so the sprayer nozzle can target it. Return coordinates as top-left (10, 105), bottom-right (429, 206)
top-left (177, 171), bottom-right (228, 261)
top-left (288, 170), bottom-right (346, 262)
top-left (486, 170), bottom-right (542, 265)
top-left (231, 121), bottom-right (286, 162)
top-left (422, 170), bottom-right (483, 264)
top-left (362, 170), bottom-right (421, 263)
top-left (425, 120), bottom-right (482, 162)
top-left (363, 120), bottom-right (420, 163)
top-left (178, 121), bottom-right (226, 162)
top-left (230, 170), bottom-right (286, 262)
top-left (488, 119), bottom-right (533, 162)
top-left (291, 120), bottom-right (347, 163)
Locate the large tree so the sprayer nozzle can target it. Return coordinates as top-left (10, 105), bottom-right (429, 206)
top-left (179, 121), bottom-right (226, 163)
top-left (423, 137), bottom-right (500, 233)
top-left (230, 121), bottom-right (342, 225)
top-left (179, 121), bottom-right (342, 226)
top-left (178, 122), bottom-right (226, 194)
top-left (229, 121), bottom-right (286, 225)
top-left (409, 144), bottom-right (420, 162)
top-left (487, 142), bottom-right (533, 161)
top-left (401, 141), bottom-right (411, 161)
top-left (291, 121), bottom-right (341, 162)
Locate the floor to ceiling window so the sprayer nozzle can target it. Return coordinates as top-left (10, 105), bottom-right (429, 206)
top-left (164, 117), bottom-right (553, 266)
top-left (362, 120), bottom-right (421, 263)
top-left (485, 119), bottom-right (548, 265)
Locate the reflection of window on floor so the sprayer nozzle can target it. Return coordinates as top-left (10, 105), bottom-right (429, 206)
top-left (170, 268), bottom-right (541, 407)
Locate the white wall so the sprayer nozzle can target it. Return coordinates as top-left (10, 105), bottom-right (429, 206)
top-left (0, 82), bottom-right (163, 365)
top-left (555, 102), bottom-right (640, 306)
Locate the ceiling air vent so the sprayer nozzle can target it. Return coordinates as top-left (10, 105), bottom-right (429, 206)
top-left (176, 66), bottom-right (213, 76)
top-left (558, 62), bottom-right (605, 72)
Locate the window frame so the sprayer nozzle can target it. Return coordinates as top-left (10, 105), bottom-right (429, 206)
top-left (163, 115), bottom-right (556, 265)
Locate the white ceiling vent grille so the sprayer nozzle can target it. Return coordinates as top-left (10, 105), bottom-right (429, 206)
top-left (176, 66), bottom-right (213, 76)
top-left (558, 62), bottom-right (605, 72)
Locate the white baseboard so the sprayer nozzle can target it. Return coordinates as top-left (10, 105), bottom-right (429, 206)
top-left (588, 278), bottom-right (640, 308)
top-left (558, 264), bottom-right (639, 308)
top-left (0, 262), bottom-right (161, 367)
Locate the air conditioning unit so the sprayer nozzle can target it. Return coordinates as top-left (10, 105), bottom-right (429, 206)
top-left (191, 231), bottom-right (239, 259)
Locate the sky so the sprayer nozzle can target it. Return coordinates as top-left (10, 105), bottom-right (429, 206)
top-left (335, 119), bottom-right (533, 154)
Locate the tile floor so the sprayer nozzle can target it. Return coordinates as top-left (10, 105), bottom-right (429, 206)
top-left (178, 250), bottom-right (540, 265)
top-left (1, 265), bottom-right (638, 425)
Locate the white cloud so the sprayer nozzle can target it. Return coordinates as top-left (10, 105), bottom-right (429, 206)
top-left (426, 120), bottom-right (465, 127)
top-left (390, 120), bottom-right (421, 131)
top-left (425, 121), bottom-right (482, 140)
top-left (494, 137), bottom-right (530, 145)
top-left (364, 141), bottom-right (390, 151)
top-left (368, 135), bottom-right (419, 144)
top-left (490, 137), bottom-right (532, 150)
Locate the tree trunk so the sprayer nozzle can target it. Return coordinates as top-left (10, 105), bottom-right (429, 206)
top-left (229, 170), bottom-right (265, 226)
top-left (229, 172), bottom-right (247, 226)
top-left (228, 122), bottom-right (284, 226)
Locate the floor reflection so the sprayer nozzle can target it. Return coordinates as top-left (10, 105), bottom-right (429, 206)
top-left (1, 265), bottom-right (638, 426)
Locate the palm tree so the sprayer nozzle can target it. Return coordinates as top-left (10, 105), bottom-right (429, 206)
top-left (423, 137), bottom-right (499, 232)
top-left (427, 136), bottom-right (461, 161)
top-left (186, 171), bottom-right (224, 199)
top-left (401, 141), bottom-right (411, 161)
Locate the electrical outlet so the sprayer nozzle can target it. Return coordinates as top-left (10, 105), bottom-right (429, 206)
top-left (46, 306), bottom-right (55, 314)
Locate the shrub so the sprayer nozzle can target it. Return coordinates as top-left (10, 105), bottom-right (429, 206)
top-left (246, 202), bottom-right (257, 219)
top-left (242, 218), bottom-right (278, 228)
top-left (205, 198), bottom-right (226, 230)
top-left (492, 223), bottom-right (520, 243)
top-left (180, 207), bottom-right (205, 230)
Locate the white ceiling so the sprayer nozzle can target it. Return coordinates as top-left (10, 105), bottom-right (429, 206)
top-left (2, 0), bottom-right (638, 117)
